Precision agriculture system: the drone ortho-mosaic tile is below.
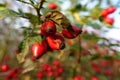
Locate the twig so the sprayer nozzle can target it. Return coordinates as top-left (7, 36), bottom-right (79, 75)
top-left (16, 0), bottom-right (36, 9)
top-left (35, 0), bottom-right (46, 24)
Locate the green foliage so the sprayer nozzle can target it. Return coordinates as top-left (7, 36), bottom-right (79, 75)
top-left (0, 9), bottom-right (21, 19)
top-left (24, 13), bottom-right (39, 26)
top-left (17, 39), bottom-right (29, 63)
top-left (91, 54), bottom-right (101, 60)
top-left (0, 0), bottom-right (120, 80)
top-left (17, 35), bottom-right (42, 63)
top-left (22, 59), bottom-right (37, 73)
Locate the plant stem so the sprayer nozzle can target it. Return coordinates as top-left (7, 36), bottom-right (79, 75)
top-left (17, 0), bottom-right (36, 8)
top-left (78, 34), bottom-right (82, 63)
top-left (36, 8), bottom-right (41, 24)
top-left (17, 0), bottom-right (46, 24)
top-left (35, 0), bottom-right (46, 24)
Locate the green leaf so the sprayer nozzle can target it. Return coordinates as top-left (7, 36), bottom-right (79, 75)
top-left (114, 55), bottom-right (120, 60)
top-left (103, 56), bottom-right (113, 61)
top-left (41, 8), bottom-right (51, 16)
top-left (30, 35), bottom-right (42, 44)
top-left (82, 34), bottom-right (93, 40)
top-left (89, 23), bottom-right (102, 29)
top-left (21, 27), bottom-right (32, 36)
top-left (109, 43), bottom-right (120, 46)
top-left (24, 13), bottom-right (39, 26)
top-left (22, 59), bottom-right (36, 73)
top-left (0, 4), bottom-right (7, 11)
top-left (0, 47), bottom-right (7, 62)
top-left (91, 54), bottom-right (101, 60)
top-left (98, 75), bottom-right (108, 80)
top-left (70, 4), bottom-right (82, 12)
top-left (0, 9), bottom-right (21, 19)
top-left (17, 35), bottom-right (42, 63)
top-left (0, 4), bottom-right (7, 7)
top-left (17, 39), bottom-right (29, 63)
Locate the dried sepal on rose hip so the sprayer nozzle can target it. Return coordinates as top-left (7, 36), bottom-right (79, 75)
top-left (41, 21), bottom-right (56, 36)
top-left (46, 34), bottom-right (65, 50)
top-left (31, 40), bottom-right (47, 59)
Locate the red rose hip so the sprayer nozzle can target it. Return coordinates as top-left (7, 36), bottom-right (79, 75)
top-left (37, 71), bottom-right (44, 79)
top-left (101, 9), bottom-right (108, 17)
top-left (106, 6), bottom-right (116, 14)
top-left (62, 25), bottom-right (82, 39)
top-left (91, 77), bottom-right (98, 80)
top-left (41, 21), bottom-right (56, 36)
top-left (104, 17), bottom-right (114, 25)
top-left (1, 64), bottom-right (9, 72)
top-left (47, 34), bottom-right (65, 50)
top-left (49, 3), bottom-right (57, 10)
top-left (31, 40), bottom-right (47, 58)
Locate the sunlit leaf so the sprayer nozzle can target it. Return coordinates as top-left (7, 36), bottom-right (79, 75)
top-left (17, 40), bottom-right (29, 63)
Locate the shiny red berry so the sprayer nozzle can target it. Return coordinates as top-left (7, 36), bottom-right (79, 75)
top-left (41, 21), bottom-right (56, 36)
top-left (49, 3), bottom-right (57, 10)
top-left (46, 66), bottom-right (53, 72)
top-left (47, 71), bottom-right (54, 77)
top-left (56, 68), bottom-right (63, 77)
top-left (1, 64), bottom-right (9, 72)
top-left (101, 9), bottom-right (108, 17)
top-left (62, 25), bottom-right (82, 39)
top-left (106, 6), bottom-right (116, 14)
top-left (42, 64), bottom-right (49, 71)
top-left (104, 17), bottom-right (114, 25)
top-left (37, 72), bottom-right (44, 79)
top-left (102, 61), bottom-right (109, 67)
top-left (62, 29), bottom-right (75, 39)
top-left (104, 70), bottom-right (113, 76)
top-left (47, 34), bottom-right (65, 50)
top-left (53, 60), bottom-right (60, 67)
top-left (74, 76), bottom-right (83, 80)
top-left (31, 40), bottom-right (47, 58)
top-left (6, 69), bottom-right (18, 80)
top-left (91, 77), bottom-right (98, 80)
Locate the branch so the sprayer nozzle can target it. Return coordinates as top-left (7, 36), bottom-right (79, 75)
top-left (16, 0), bottom-right (36, 9)
top-left (35, 0), bottom-right (46, 24)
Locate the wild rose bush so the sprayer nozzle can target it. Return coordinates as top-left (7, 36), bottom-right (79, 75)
top-left (0, 0), bottom-right (120, 80)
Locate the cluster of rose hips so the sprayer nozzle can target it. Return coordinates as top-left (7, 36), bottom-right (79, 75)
top-left (6, 68), bottom-right (22, 80)
top-left (101, 6), bottom-right (116, 25)
top-left (91, 61), bottom-right (114, 76)
top-left (37, 60), bottom-right (63, 79)
top-left (0, 64), bottom-right (22, 80)
top-left (32, 21), bottom-right (82, 59)
top-left (74, 76), bottom-right (98, 80)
